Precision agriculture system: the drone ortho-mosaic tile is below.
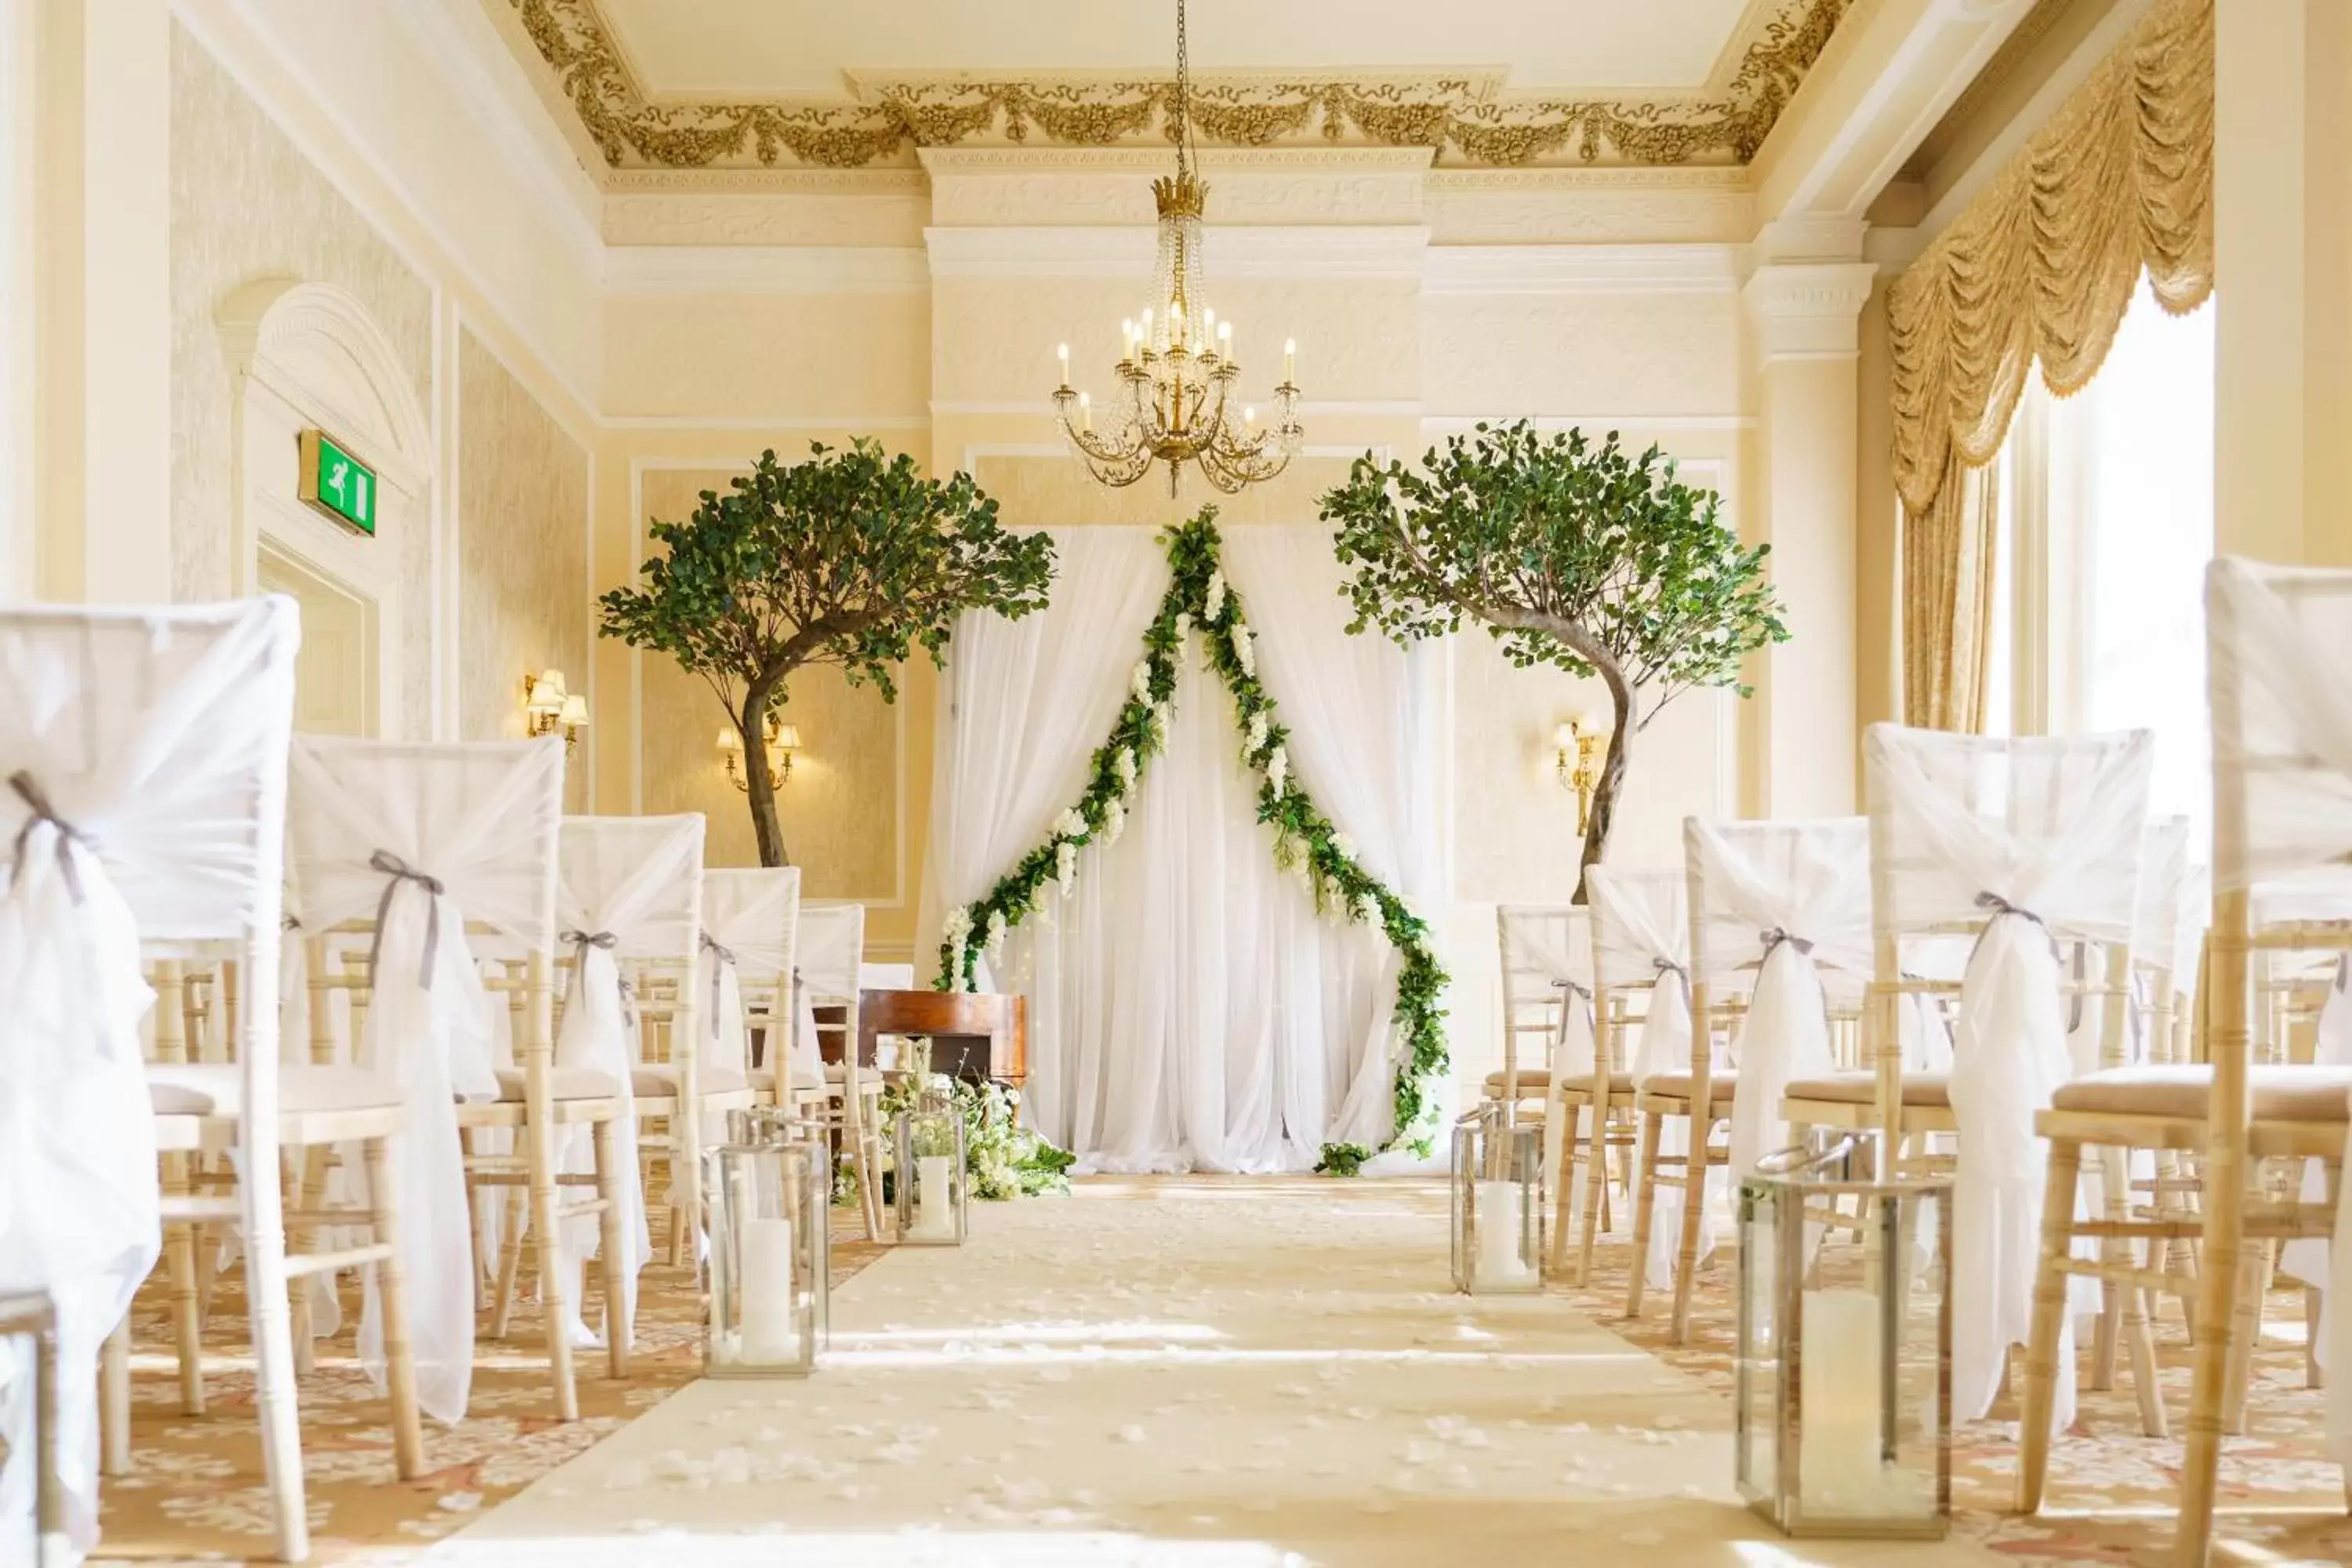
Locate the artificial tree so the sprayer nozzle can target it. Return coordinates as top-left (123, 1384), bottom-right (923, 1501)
top-left (1321, 420), bottom-right (1786, 898)
top-left (601, 440), bottom-right (1054, 867)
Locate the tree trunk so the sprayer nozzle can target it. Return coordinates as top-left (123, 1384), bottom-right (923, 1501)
top-left (738, 681), bottom-right (789, 869)
top-left (1573, 662), bottom-right (1636, 906)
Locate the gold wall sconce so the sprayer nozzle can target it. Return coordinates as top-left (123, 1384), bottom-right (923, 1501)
top-left (522, 669), bottom-right (589, 751)
top-left (718, 714), bottom-right (800, 793)
top-left (1555, 713), bottom-right (1609, 834)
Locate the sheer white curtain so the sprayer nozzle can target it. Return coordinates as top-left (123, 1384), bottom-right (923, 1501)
top-left (948, 524), bottom-right (1445, 1171)
top-left (916, 530), bottom-right (1168, 987)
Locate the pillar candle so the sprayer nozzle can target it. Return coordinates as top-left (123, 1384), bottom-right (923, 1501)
top-left (739, 1216), bottom-right (796, 1361)
top-left (1475, 1180), bottom-right (1532, 1287)
top-left (913, 1155), bottom-right (956, 1239)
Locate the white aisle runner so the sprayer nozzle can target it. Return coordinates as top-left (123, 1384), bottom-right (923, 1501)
top-left (424, 1181), bottom-right (2006, 1568)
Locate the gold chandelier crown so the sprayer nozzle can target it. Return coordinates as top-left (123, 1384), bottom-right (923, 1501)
top-left (1152, 169), bottom-right (1207, 220)
top-left (1047, 0), bottom-right (1302, 497)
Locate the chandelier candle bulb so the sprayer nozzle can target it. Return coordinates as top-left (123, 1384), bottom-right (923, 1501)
top-left (1056, 343), bottom-right (1070, 387)
top-left (1284, 338), bottom-right (1297, 382)
top-left (1080, 391), bottom-right (1092, 431)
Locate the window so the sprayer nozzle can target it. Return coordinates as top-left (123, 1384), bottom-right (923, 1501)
top-left (1978, 276), bottom-right (2216, 841)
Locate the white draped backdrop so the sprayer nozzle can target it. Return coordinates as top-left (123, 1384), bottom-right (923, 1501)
top-left (918, 527), bottom-right (1448, 1173)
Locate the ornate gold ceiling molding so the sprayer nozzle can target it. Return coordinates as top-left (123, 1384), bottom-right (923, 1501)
top-left (508, 0), bottom-right (1857, 174)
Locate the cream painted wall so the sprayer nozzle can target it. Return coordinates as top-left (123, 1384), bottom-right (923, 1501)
top-left (169, 24), bottom-right (439, 737)
top-left (457, 326), bottom-right (593, 808)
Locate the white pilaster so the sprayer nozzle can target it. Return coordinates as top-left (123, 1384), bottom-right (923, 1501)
top-left (2215, 0), bottom-right (2352, 567)
top-left (1743, 260), bottom-right (1877, 817)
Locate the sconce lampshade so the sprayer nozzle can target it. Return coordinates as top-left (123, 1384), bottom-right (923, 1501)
top-left (772, 724), bottom-right (801, 752)
top-left (526, 670), bottom-right (568, 716)
top-left (717, 728), bottom-right (743, 754)
top-left (558, 692), bottom-right (590, 729)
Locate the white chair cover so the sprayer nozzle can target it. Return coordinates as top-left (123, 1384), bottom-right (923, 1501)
top-left (2200, 559), bottom-right (2352, 1460)
top-left (0, 599), bottom-right (297, 1555)
top-left (1497, 905), bottom-right (1593, 1209)
top-left (554, 815), bottom-right (703, 1347)
top-left (1686, 817), bottom-right (1872, 1182)
top-left (1865, 721), bottom-right (2153, 1436)
top-left (287, 735), bottom-right (564, 1425)
top-left (1496, 905), bottom-right (1594, 1082)
top-left (796, 903), bottom-right (866, 1084)
top-left (1587, 867), bottom-right (1704, 1289)
top-left (702, 866), bottom-right (801, 1087)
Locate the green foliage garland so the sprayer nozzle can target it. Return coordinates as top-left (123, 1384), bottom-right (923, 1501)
top-left (934, 510), bottom-right (1450, 1167)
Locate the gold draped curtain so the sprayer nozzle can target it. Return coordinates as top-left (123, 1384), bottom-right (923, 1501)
top-left (1887, 0), bottom-right (2214, 730)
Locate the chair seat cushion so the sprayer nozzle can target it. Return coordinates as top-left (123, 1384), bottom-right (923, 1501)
top-left (149, 1062), bottom-right (401, 1118)
top-left (1784, 1073), bottom-right (1951, 1108)
top-left (492, 1065), bottom-right (622, 1102)
top-left (1558, 1072), bottom-right (1636, 1094)
top-left (1639, 1071), bottom-right (1737, 1105)
top-left (748, 1065), bottom-right (827, 1092)
top-left (1482, 1069), bottom-right (1552, 1095)
top-left (631, 1065), bottom-right (750, 1097)
top-left (2052, 1064), bottom-right (2352, 1121)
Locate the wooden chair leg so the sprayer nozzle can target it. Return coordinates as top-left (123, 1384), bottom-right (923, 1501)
top-left (165, 1203), bottom-right (206, 1416)
top-left (593, 1117), bottom-right (632, 1379)
top-left (1668, 1121), bottom-right (1711, 1345)
top-left (2221, 1240), bottom-right (2271, 1436)
top-left (361, 1137), bottom-right (425, 1482)
top-left (2178, 1185), bottom-right (2245, 1567)
top-left (242, 1178), bottom-right (310, 1566)
top-left (491, 1186), bottom-right (528, 1341)
top-left (288, 1147), bottom-right (328, 1377)
top-left (2124, 1265), bottom-right (2169, 1439)
top-left (2091, 1147), bottom-right (2129, 1392)
top-left (2016, 1135), bottom-right (2085, 1514)
top-left (1623, 1111), bottom-right (1665, 1320)
top-left (1577, 1094), bottom-right (1613, 1287)
top-left (528, 1123), bottom-right (579, 1421)
top-left (100, 1316), bottom-right (131, 1479)
top-left (1549, 1100), bottom-right (1584, 1275)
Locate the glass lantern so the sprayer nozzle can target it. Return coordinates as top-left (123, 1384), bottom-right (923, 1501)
top-left (724, 1106), bottom-right (833, 1344)
top-left (1450, 1106), bottom-right (1544, 1294)
top-left (1735, 1138), bottom-right (1951, 1537)
top-left (893, 1105), bottom-right (967, 1245)
top-left (705, 1139), bottom-right (824, 1376)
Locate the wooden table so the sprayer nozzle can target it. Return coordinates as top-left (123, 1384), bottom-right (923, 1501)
top-left (811, 989), bottom-right (1027, 1086)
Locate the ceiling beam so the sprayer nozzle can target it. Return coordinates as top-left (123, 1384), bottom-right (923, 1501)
top-left (1748, 0), bottom-right (2040, 238)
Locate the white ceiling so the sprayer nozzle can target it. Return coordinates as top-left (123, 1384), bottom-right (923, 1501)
top-left (597, 0), bottom-right (1769, 98)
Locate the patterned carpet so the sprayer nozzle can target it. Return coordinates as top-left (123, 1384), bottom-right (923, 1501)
top-left (87, 1214), bottom-right (888, 1566)
top-left (80, 1192), bottom-right (2352, 1566)
top-left (1552, 1229), bottom-right (2352, 1566)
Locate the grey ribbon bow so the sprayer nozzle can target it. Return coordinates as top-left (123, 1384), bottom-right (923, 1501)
top-left (2336, 954), bottom-right (2350, 995)
top-left (1759, 927), bottom-right (1814, 960)
top-left (9, 771), bottom-right (93, 904)
top-left (1971, 889), bottom-right (2059, 967)
top-left (702, 931), bottom-right (739, 1037)
top-left (368, 850), bottom-right (445, 989)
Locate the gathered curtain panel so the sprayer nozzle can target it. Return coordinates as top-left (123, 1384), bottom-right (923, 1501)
top-left (920, 525), bottom-right (1446, 1173)
top-left (1887, 0), bottom-right (2214, 730)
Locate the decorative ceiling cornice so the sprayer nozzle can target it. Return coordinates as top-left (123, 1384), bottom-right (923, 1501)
top-left (506, 0), bottom-right (1857, 175)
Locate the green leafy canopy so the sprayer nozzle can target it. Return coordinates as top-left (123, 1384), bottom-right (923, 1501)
top-left (598, 439), bottom-right (1056, 717)
top-left (1318, 420), bottom-right (1786, 731)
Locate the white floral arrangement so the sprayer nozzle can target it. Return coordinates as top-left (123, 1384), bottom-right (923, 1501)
top-left (1054, 837), bottom-right (1079, 895)
top-left (1230, 621), bottom-right (1255, 678)
top-left (1102, 797), bottom-right (1127, 845)
top-left (940, 906), bottom-right (973, 993)
top-left (1054, 805), bottom-right (1089, 840)
top-left (984, 909), bottom-right (1007, 956)
top-left (1130, 660), bottom-right (1153, 704)
top-left (1203, 568), bottom-right (1226, 625)
top-left (1330, 832), bottom-right (1356, 862)
top-left (1174, 609), bottom-right (1192, 641)
top-left (1353, 889), bottom-right (1382, 928)
top-left (1115, 747), bottom-right (1138, 790)
top-left (1266, 744), bottom-right (1290, 800)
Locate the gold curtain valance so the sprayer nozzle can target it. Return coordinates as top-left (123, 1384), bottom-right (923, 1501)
top-left (1887, 0), bottom-right (2214, 520)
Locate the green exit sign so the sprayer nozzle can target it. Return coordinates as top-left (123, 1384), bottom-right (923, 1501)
top-left (299, 428), bottom-right (377, 535)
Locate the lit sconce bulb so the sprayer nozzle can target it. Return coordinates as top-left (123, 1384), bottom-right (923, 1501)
top-left (1243, 405), bottom-right (1256, 426)
top-left (1218, 320), bottom-right (1232, 347)
top-left (1057, 343), bottom-right (1070, 385)
top-left (1079, 390), bottom-right (1092, 430)
top-left (1203, 307), bottom-right (1216, 346)
top-left (1283, 338), bottom-right (1297, 382)
top-left (1121, 318), bottom-right (1134, 357)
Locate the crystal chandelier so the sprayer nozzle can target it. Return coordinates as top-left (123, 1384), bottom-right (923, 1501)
top-left (1051, 0), bottom-right (1304, 497)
